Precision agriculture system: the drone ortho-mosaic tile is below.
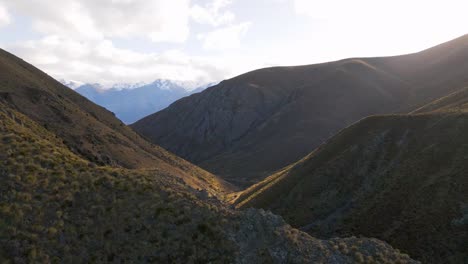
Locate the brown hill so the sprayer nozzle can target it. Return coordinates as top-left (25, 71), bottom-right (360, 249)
top-left (411, 86), bottom-right (468, 114)
top-left (132, 34), bottom-right (468, 187)
top-left (0, 64), bottom-right (416, 263)
top-left (234, 93), bottom-right (468, 263)
top-left (0, 48), bottom-right (232, 197)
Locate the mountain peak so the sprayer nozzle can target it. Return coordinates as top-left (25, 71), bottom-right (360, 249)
top-left (72, 79), bottom-right (213, 123)
top-left (59, 79), bottom-right (85, 89)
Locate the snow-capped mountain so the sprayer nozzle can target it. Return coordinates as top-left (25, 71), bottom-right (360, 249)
top-left (172, 80), bottom-right (216, 91)
top-left (64, 80), bottom-right (215, 124)
top-left (59, 79), bottom-right (85, 89)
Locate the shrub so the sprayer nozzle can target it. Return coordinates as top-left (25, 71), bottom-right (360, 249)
top-left (47, 227), bottom-right (58, 237)
top-left (354, 252), bottom-right (364, 263)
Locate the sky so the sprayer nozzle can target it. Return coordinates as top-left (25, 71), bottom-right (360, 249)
top-left (0, 0), bottom-right (467, 86)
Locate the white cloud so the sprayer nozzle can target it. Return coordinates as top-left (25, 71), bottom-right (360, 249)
top-left (191, 0), bottom-right (235, 26)
top-left (0, 3), bottom-right (10, 28)
top-left (0, 0), bottom-right (257, 85)
top-left (0, 0), bottom-right (259, 85)
top-left (294, 0), bottom-right (466, 20)
top-left (191, 1), bottom-right (253, 51)
top-left (5, 36), bottom-right (248, 85)
top-left (198, 22), bottom-right (251, 50)
top-left (292, 0), bottom-right (468, 57)
top-left (1, 0), bottom-right (191, 42)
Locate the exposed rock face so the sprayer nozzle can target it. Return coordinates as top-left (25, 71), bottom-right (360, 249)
top-left (230, 209), bottom-right (418, 264)
top-left (132, 35), bottom-right (468, 187)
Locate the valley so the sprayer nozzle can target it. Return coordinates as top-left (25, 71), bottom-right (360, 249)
top-left (1, 34), bottom-right (468, 263)
top-left (132, 34), bottom-right (468, 188)
top-left (0, 47), bottom-right (418, 263)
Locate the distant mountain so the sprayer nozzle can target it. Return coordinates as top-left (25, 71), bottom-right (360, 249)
top-left (59, 79), bottom-right (84, 89)
top-left (68, 80), bottom-right (214, 124)
top-left (234, 89), bottom-right (468, 263)
top-left (132, 34), bottom-right (468, 187)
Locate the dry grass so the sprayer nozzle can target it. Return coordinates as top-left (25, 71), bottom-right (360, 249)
top-left (0, 48), bottom-right (234, 198)
top-left (236, 112), bottom-right (468, 263)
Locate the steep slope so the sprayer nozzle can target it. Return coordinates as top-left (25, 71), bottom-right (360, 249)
top-left (411, 86), bottom-right (468, 114)
top-left (234, 99), bottom-right (468, 262)
top-left (0, 96), bottom-right (417, 263)
top-left (0, 48), bottom-right (232, 197)
top-left (74, 80), bottom-right (211, 124)
top-left (132, 34), bottom-right (468, 187)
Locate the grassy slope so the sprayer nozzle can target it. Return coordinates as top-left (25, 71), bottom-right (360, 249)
top-left (132, 35), bottom-right (468, 187)
top-left (411, 87), bottom-right (468, 114)
top-left (235, 96), bottom-right (468, 262)
top-left (0, 102), bottom-right (418, 263)
top-left (0, 48), bottom-right (233, 197)
top-left (0, 103), bottom-right (234, 262)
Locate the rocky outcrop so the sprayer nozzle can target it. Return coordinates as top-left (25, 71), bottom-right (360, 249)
top-left (230, 209), bottom-right (418, 263)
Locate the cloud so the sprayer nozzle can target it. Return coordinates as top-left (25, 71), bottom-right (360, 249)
top-left (191, 0), bottom-right (235, 26)
top-left (191, 1), bottom-right (253, 51)
top-left (292, 0), bottom-right (468, 57)
top-left (294, 0), bottom-right (466, 24)
top-left (0, 3), bottom-right (10, 28)
top-left (0, 0), bottom-right (257, 84)
top-left (5, 36), bottom-right (247, 85)
top-left (198, 22), bottom-right (251, 50)
top-left (1, 0), bottom-right (191, 42)
top-left (0, 0), bottom-right (254, 84)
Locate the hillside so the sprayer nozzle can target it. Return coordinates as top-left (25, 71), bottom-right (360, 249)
top-left (0, 48), bottom-right (232, 197)
top-left (0, 55), bottom-right (418, 262)
top-left (74, 80), bottom-right (211, 124)
top-left (234, 95), bottom-right (468, 262)
top-left (411, 86), bottom-right (468, 114)
top-left (132, 34), bottom-right (468, 187)
top-left (0, 103), bottom-right (420, 263)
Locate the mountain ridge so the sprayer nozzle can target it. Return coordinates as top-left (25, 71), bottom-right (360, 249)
top-left (0, 48), bottom-right (232, 197)
top-left (233, 91), bottom-right (468, 263)
top-left (132, 34), bottom-right (468, 187)
top-left (0, 47), bottom-right (417, 264)
top-left (70, 80), bottom-right (214, 124)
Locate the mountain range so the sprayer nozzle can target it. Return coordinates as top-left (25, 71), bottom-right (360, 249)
top-left (132, 34), bottom-right (468, 187)
top-left (63, 80), bottom-right (213, 124)
top-left (2, 34), bottom-right (468, 263)
top-left (234, 92), bottom-right (468, 263)
top-left (0, 47), bottom-right (415, 262)
top-left (129, 35), bottom-right (468, 263)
